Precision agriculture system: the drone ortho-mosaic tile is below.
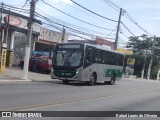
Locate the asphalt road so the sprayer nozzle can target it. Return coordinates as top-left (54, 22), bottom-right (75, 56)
top-left (0, 77), bottom-right (160, 120)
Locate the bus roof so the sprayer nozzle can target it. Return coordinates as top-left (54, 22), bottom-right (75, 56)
top-left (57, 42), bottom-right (125, 56)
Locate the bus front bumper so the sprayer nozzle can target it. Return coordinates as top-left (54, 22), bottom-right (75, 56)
top-left (51, 71), bottom-right (81, 81)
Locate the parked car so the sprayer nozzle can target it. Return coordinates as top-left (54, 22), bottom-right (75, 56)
top-left (20, 50), bottom-right (54, 73)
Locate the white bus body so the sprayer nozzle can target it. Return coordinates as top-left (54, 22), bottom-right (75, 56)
top-left (51, 43), bottom-right (124, 85)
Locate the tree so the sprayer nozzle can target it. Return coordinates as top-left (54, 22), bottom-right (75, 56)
top-left (126, 34), bottom-right (160, 56)
top-left (126, 34), bottom-right (160, 79)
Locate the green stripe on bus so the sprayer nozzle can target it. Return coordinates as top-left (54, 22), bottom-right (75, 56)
top-left (105, 69), bottom-right (123, 77)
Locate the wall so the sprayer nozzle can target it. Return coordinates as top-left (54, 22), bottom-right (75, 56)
top-left (96, 37), bottom-right (115, 50)
top-left (12, 33), bottom-right (35, 66)
top-left (39, 27), bottom-right (68, 43)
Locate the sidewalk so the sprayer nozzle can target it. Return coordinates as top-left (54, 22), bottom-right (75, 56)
top-left (0, 67), bottom-right (53, 83)
top-left (123, 77), bottom-right (160, 82)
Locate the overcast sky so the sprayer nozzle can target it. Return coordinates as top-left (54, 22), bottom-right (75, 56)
top-left (2, 0), bottom-right (160, 47)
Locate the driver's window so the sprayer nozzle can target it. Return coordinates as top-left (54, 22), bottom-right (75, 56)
top-left (84, 46), bottom-right (94, 68)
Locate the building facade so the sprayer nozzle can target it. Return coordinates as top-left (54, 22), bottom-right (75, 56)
top-left (0, 8), bottom-right (68, 68)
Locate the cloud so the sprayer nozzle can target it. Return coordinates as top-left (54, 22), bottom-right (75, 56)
top-left (62, 0), bottom-right (72, 5)
top-left (152, 17), bottom-right (160, 20)
top-left (144, 16), bottom-right (160, 21)
top-left (54, 0), bottom-right (73, 5)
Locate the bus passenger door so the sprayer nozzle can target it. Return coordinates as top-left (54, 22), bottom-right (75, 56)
top-left (83, 46), bottom-right (94, 81)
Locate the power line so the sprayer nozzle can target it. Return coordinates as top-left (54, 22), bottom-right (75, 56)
top-left (1, 3), bottom-right (29, 12)
top-left (16, 0), bottom-right (28, 14)
top-left (41, 0), bottom-right (113, 31)
top-left (124, 12), bottom-right (153, 36)
top-left (35, 8), bottom-right (115, 37)
top-left (36, 13), bottom-right (96, 37)
top-left (102, 0), bottom-right (120, 11)
top-left (106, 27), bottom-right (116, 38)
top-left (102, 0), bottom-right (153, 36)
top-left (46, 21), bottom-right (90, 40)
top-left (120, 31), bottom-right (129, 39)
top-left (121, 22), bottom-right (135, 36)
top-left (36, 12), bottom-right (114, 40)
top-left (70, 0), bottom-right (117, 22)
top-left (57, 0), bottom-right (114, 27)
top-left (118, 37), bottom-right (127, 44)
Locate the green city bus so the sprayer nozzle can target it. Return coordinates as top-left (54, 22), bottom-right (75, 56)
top-left (51, 43), bottom-right (124, 85)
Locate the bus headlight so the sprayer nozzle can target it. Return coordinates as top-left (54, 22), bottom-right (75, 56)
top-left (76, 68), bottom-right (82, 74)
top-left (76, 70), bottom-right (79, 74)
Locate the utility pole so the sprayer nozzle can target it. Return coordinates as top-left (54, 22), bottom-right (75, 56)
top-left (114, 8), bottom-right (122, 50)
top-left (61, 26), bottom-right (65, 43)
top-left (4, 10), bottom-right (10, 45)
top-left (0, 2), bottom-right (4, 60)
top-left (147, 36), bottom-right (155, 80)
top-left (21, 0), bottom-right (36, 80)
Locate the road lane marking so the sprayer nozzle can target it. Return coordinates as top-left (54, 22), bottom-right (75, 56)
top-left (1, 88), bottom-right (160, 111)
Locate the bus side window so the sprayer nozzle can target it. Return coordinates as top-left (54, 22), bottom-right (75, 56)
top-left (110, 53), bottom-right (116, 65)
top-left (106, 51), bottom-right (110, 64)
top-left (102, 51), bottom-right (107, 64)
top-left (115, 54), bottom-right (119, 65)
top-left (102, 51), bottom-right (105, 64)
top-left (108, 52), bottom-right (112, 64)
top-left (119, 54), bottom-right (124, 66)
top-left (95, 49), bottom-right (102, 63)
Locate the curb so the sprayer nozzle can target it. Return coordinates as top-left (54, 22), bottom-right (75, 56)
top-left (0, 79), bottom-right (32, 83)
top-left (123, 78), bottom-right (160, 82)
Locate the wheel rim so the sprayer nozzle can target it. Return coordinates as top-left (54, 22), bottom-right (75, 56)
top-left (110, 77), bottom-right (115, 85)
top-left (90, 74), bottom-right (95, 85)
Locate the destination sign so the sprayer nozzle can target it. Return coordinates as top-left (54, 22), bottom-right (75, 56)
top-left (58, 44), bottom-right (81, 49)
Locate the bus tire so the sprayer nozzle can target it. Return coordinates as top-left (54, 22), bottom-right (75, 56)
top-left (109, 76), bottom-right (115, 85)
top-left (63, 80), bottom-right (69, 84)
top-left (89, 73), bottom-right (96, 86)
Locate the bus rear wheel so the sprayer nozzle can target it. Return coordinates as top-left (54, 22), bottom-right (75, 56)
top-left (109, 76), bottom-right (115, 85)
top-left (89, 73), bottom-right (96, 86)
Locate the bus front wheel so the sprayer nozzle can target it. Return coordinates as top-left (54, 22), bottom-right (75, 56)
top-left (89, 73), bottom-right (96, 86)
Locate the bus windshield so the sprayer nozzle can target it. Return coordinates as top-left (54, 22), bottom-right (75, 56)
top-left (54, 49), bottom-right (83, 67)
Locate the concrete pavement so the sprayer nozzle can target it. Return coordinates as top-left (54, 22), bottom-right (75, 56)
top-left (0, 67), bottom-right (53, 83)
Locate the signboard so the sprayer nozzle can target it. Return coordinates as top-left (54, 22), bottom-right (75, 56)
top-left (58, 44), bottom-right (81, 49)
top-left (56, 44), bottom-right (83, 49)
top-left (116, 48), bottom-right (133, 55)
top-left (4, 15), bottom-right (22, 26)
top-left (127, 58), bottom-right (135, 67)
top-left (1, 13), bottom-right (41, 33)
